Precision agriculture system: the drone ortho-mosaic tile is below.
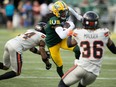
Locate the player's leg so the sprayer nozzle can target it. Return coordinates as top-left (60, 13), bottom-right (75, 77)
top-left (0, 62), bottom-right (4, 69)
top-left (78, 70), bottom-right (97, 87)
top-left (49, 44), bottom-right (64, 77)
top-left (0, 45), bottom-right (22, 80)
top-left (59, 79), bottom-right (69, 87)
top-left (78, 82), bottom-right (86, 87)
top-left (0, 44), bottom-right (10, 70)
top-left (57, 65), bottom-right (63, 78)
top-left (61, 38), bottom-right (80, 59)
top-left (59, 65), bottom-right (85, 87)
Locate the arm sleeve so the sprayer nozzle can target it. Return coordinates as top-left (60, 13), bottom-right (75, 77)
top-left (55, 26), bottom-right (72, 39)
top-left (68, 7), bottom-right (83, 21)
top-left (107, 42), bottom-right (116, 54)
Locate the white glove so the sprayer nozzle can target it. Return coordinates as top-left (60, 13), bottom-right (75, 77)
top-left (74, 59), bottom-right (79, 65)
top-left (68, 6), bottom-right (83, 21)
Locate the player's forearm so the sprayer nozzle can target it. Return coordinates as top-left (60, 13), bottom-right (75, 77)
top-left (39, 47), bottom-right (48, 59)
top-left (55, 27), bottom-right (69, 39)
top-left (55, 22), bottom-right (75, 39)
top-left (68, 7), bottom-right (83, 21)
top-left (39, 47), bottom-right (51, 70)
top-left (39, 47), bottom-right (50, 65)
top-left (29, 47), bottom-right (40, 54)
top-left (107, 42), bottom-right (116, 54)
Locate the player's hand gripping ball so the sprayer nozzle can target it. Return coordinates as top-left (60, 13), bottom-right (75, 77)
top-left (63, 22), bottom-right (70, 28)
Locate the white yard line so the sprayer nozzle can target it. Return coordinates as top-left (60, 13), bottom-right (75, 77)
top-left (22, 68), bottom-right (116, 71)
top-left (16, 76), bottom-right (116, 80)
top-left (23, 61), bottom-right (116, 66)
top-left (97, 78), bottom-right (116, 80)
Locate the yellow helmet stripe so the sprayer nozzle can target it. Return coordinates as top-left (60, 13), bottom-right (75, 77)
top-left (53, 1), bottom-right (60, 11)
top-left (61, 1), bottom-right (66, 9)
top-left (54, 4), bottom-right (58, 10)
top-left (61, 1), bottom-right (68, 10)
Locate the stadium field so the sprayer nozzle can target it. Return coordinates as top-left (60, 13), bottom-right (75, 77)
top-left (0, 29), bottom-right (116, 87)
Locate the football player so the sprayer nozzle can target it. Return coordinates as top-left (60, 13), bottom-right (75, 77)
top-left (0, 22), bottom-right (52, 80)
top-left (45, 1), bottom-right (81, 78)
top-left (58, 11), bottom-right (116, 87)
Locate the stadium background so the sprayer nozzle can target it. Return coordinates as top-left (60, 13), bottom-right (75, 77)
top-left (0, 0), bottom-right (116, 31)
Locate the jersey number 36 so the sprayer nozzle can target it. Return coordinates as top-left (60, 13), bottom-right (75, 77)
top-left (81, 41), bottom-right (103, 59)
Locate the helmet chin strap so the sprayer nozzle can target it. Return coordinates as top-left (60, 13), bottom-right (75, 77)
top-left (61, 17), bottom-right (66, 20)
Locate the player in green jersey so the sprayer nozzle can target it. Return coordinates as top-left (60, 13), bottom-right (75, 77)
top-left (45, 1), bottom-right (80, 78)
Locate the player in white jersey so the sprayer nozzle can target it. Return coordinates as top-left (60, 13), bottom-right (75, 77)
top-left (58, 11), bottom-right (116, 87)
top-left (0, 22), bottom-right (52, 80)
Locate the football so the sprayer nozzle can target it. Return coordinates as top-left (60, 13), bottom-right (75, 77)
top-left (63, 22), bottom-right (70, 28)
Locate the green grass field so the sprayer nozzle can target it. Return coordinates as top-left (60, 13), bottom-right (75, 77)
top-left (0, 29), bottom-right (116, 87)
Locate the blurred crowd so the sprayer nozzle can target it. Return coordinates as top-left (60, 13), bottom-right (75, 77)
top-left (70, 0), bottom-right (116, 30)
top-left (0, 0), bottom-right (53, 29)
top-left (0, 0), bottom-right (116, 31)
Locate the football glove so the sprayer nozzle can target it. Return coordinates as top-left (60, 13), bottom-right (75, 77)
top-left (46, 63), bottom-right (52, 70)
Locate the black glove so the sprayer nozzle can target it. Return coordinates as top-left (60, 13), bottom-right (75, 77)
top-left (46, 63), bottom-right (52, 70)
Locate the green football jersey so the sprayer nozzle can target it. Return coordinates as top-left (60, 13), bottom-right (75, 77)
top-left (45, 16), bottom-right (64, 47)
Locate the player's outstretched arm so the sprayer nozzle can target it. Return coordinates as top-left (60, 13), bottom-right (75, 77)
top-left (68, 7), bottom-right (83, 21)
top-left (29, 40), bottom-right (52, 70)
top-left (29, 47), bottom-right (51, 59)
top-left (29, 47), bottom-right (41, 54)
top-left (38, 40), bottom-right (52, 70)
top-left (55, 21), bottom-right (75, 39)
top-left (107, 38), bottom-right (116, 54)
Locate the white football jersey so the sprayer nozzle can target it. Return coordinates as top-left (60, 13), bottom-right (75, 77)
top-left (73, 28), bottom-right (110, 76)
top-left (7, 29), bottom-right (46, 53)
